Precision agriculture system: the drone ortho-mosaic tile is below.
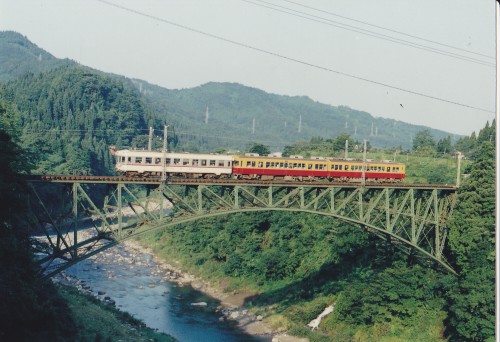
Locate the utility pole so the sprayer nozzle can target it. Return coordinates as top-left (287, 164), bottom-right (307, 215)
top-left (148, 127), bottom-right (153, 151)
top-left (162, 125), bottom-right (168, 181)
top-left (456, 152), bottom-right (462, 187)
top-left (362, 140), bottom-right (367, 186)
top-left (344, 139), bottom-right (349, 159)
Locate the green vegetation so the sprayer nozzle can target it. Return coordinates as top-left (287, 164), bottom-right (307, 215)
top-left (0, 31), bottom-right (495, 341)
top-left (136, 123), bottom-right (495, 341)
top-left (0, 99), bottom-right (174, 341)
top-left (445, 142), bottom-right (496, 341)
top-left (0, 31), bottom-right (75, 83)
top-left (1, 66), bottom-right (156, 176)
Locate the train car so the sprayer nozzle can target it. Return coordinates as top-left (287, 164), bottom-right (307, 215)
top-left (233, 154), bottom-right (405, 182)
top-left (233, 154), bottom-right (329, 180)
top-left (114, 149), bottom-right (233, 178)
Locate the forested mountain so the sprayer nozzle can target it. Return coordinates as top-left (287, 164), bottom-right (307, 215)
top-left (0, 30), bottom-right (456, 154)
top-left (0, 31), bottom-right (75, 82)
top-left (0, 66), bottom-right (155, 175)
top-left (134, 80), bottom-right (454, 151)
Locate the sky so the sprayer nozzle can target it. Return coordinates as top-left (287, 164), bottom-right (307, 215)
top-left (0, 0), bottom-right (497, 136)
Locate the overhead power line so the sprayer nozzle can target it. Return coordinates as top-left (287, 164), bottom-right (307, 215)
top-left (279, 0), bottom-right (495, 60)
top-left (96, 0), bottom-right (494, 114)
top-left (242, 0), bottom-right (494, 67)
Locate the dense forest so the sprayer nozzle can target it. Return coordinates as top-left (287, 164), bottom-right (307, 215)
top-left (0, 30), bottom-right (496, 341)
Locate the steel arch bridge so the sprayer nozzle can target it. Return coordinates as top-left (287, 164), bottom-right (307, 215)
top-left (27, 176), bottom-right (458, 279)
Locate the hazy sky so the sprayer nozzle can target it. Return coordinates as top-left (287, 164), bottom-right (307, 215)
top-left (0, 0), bottom-right (496, 136)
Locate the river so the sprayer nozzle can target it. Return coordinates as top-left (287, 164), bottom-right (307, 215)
top-left (59, 242), bottom-right (270, 342)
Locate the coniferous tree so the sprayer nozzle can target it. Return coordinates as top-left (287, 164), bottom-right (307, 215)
top-left (446, 138), bottom-right (495, 341)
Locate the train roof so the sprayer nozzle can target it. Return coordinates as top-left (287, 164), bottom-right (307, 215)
top-left (115, 149), bottom-right (233, 159)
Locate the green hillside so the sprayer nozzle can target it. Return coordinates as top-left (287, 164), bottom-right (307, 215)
top-left (1, 66), bottom-right (154, 175)
top-left (134, 79), bottom-right (455, 151)
top-left (0, 31), bottom-right (75, 82)
top-left (0, 30), bottom-right (458, 153)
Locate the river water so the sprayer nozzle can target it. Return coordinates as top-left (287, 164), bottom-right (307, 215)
top-left (60, 243), bottom-right (268, 342)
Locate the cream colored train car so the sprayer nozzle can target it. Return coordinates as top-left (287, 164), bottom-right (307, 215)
top-left (114, 149), bottom-right (233, 178)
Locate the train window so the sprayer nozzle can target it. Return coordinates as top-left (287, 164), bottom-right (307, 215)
top-left (301, 163), bottom-right (305, 168)
top-left (308, 164), bottom-right (312, 170)
top-left (135, 157), bottom-right (142, 163)
top-left (166, 158), bottom-right (171, 165)
top-left (174, 158), bottom-right (180, 165)
top-left (210, 160), bottom-right (216, 166)
top-left (234, 161), bottom-right (239, 167)
top-left (128, 157), bottom-right (131, 162)
top-left (120, 157), bottom-right (125, 162)
top-left (350, 165), bottom-right (354, 171)
top-left (155, 158), bottom-right (161, 164)
top-left (246, 161), bottom-right (251, 167)
top-left (258, 162), bottom-right (263, 167)
top-left (201, 160), bottom-right (207, 166)
top-left (266, 162), bottom-right (270, 167)
top-left (145, 158), bottom-right (152, 164)
top-left (279, 163), bottom-right (284, 168)
top-left (284, 163), bottom-right (288, 168)
top-left (314, 164), bottom-right (319, 170)
top-left (182, 159), bottom-right (189, 165)
top-left (193, 159), bottom-right (199, 166)
top-left (251, 161), bottom-right (256, 167)
top-left (219, 161), bottom-right (225, 167)
top-left (270, 162), bottom-right (275, 167)
top-left (387, 167), bottom-right (390, 172)
top-left (292, 163), bottom-right (297, 168)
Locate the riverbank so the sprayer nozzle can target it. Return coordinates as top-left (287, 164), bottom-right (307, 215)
top-left (56, 285), bottom-right (175, 341)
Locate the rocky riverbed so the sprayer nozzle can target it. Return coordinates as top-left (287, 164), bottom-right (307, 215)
top-left (54, 231), bottom-right (304, 341)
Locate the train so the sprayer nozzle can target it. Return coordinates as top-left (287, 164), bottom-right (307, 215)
top-left (112, 148), bottom-right (406, 182)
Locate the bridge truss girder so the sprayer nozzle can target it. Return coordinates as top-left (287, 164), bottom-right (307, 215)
top-left (29, 181), bottom-right (457, 279)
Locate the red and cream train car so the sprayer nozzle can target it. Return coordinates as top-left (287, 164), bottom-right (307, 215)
top-left (232, 154), bottom-right (405, 182)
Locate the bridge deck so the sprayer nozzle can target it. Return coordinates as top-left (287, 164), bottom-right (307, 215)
top-left (25, 174), bottom-right (457, 190)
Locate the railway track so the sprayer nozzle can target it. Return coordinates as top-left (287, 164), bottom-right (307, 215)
top-left (24, 174), bottom-right (457, 189)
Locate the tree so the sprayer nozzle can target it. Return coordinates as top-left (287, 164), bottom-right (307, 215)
top-left (436, 136), bottom-right (453, 154)
top-left (332, 133), bottom-right (356, 152)
top-left (0, 101), bottom-right (77, 339)
top-left (446, 141), bottom-right (495, 341)
top-left (412, 129), bottom-right (436, 151)
top-left (248, 143), bottom-right (270, 156)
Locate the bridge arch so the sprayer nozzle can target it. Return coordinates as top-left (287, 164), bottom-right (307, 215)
top-left (28, 178), bottom-right (457, 279)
